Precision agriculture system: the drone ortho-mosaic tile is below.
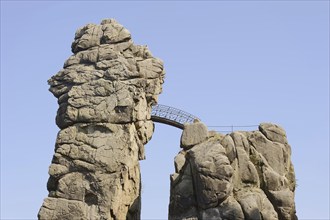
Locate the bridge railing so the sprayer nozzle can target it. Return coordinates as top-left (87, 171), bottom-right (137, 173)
top-left (208, 125), bottom-right (259, 133)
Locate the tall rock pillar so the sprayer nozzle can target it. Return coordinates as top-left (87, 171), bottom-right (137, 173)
top-left (38, 19), bottom-right (165, 220)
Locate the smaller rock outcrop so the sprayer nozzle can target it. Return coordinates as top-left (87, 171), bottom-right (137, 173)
top-left (169, 122), bottom-right (297, 220)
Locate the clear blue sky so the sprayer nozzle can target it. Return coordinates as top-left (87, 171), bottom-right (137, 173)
top-left (1, 1), bottom-right (329, 219)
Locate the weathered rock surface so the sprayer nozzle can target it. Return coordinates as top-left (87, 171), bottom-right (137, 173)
top-left (169, 122), bottom-right (297, 220)
top-left (39, 19), bottom-right (165, 220)
top-left (180, 120), bottom-right (208, 149)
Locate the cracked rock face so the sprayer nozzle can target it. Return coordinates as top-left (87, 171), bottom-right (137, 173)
top-left (38, 19), bottom-right (165, 220)
top-left (169, 122), bottom-right (297, 220)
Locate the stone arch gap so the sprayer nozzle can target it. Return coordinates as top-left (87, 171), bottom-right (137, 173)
top-left (139, 104), bottom-right (200, 218)
top-left (140, 120), bottom-right (183, 219)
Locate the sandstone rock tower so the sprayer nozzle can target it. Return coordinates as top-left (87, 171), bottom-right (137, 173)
top-left (38, 19), bottom-right (165, 219)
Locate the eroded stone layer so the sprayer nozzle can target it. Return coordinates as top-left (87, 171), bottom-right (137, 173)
top-left (39, 19), bottom-right (164, 220)
top-left (169, 122), bottom-right (297, 220)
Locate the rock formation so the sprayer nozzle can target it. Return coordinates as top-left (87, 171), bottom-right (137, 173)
top-left (40, 18), bottom-right (297, 220)
top-left (38, 19), bottom-right (165, 219)
top-left (169, 121), bottom-right (297, 220)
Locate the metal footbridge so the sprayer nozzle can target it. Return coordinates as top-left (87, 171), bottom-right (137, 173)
top-left (151, 104), bottom-right (200, 129)
top-left (151, 104), bottom-right (259, 132)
